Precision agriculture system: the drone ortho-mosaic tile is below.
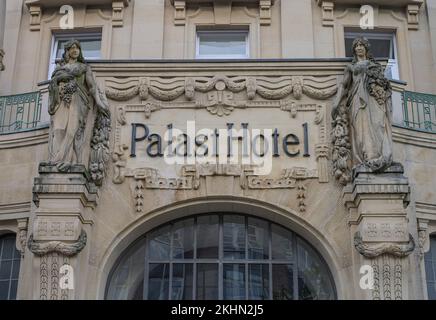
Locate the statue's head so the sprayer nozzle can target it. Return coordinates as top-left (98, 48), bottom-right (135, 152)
top-left (352, 37), bottom-right (374, 63)
top-left (61, 39), bottom-right (85, 64)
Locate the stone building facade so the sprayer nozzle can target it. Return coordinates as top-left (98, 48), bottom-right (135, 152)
top-left (0, 0), bottom-right (436, 300)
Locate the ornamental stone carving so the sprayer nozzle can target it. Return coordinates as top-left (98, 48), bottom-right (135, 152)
top-left (47, 40), bottom-right (111, 186)
top-left (105, 75), bottom-right (337, 117)
top-left (28, 230), bottom-right (87, 257)
top-left (332, 37), bottom-right (394, 185)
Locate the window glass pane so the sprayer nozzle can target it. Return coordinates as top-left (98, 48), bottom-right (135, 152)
top-left (345, 35), bottom-right (393, 59)
top-left (56, 38), bottom-right (101, 60)
top-left (172, 264), bottom-right (193, 300)
top-left (428, 282), bottom-right (436, 300)
top-left (271, 225), bottom-right (293, 260)
top-left (173, 219), bottom-right (194, 259)
top-left (223, 215), bottom-right (246, 260)
top-left (149, 226), bottom-right (171, 260)
top-left (425, 237), bottom-right (436, 300)
top-left (0, 260), bottom-right (11, 280)
top-left (106, 238), bottom-right (146, 300)
top-left (11, 260), bottom-right (19, 279)
top-left (148, 263), bottom-right (169, 300)
top-left (0, 281), bottom-right (9, 300)
top-left (272, 264), bottom-right (294, 300)
top-left (223, 264), bottom-right (245, 300)
top-left (248, 218), bottom-right (269, 260)
top-left (248, 264), bottom-right (269, 300)
top-left (9, 280), bottom-right (17, 300)
top-left (198, 32), bottom-right (247, 57)
top-left (297, 238), bottom-right (335, 300)
top-left (197, 215), bottom-right (219, 259)
top-left (1, 238), bottom-right (14, 259)
top-left (197, 264), bottom-right (218, 300)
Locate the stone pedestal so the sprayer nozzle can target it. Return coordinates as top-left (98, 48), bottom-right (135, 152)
top-left (343, 163), bottom-right (415, 300)
top-left (28, 163), bottom-right (98, 300)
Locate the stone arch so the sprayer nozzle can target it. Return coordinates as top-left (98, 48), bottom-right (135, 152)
top-left (96, 195), bottom-right (348, 299)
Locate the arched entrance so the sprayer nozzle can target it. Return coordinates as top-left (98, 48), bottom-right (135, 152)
top-left (102, 197), bottom-right (340, 300)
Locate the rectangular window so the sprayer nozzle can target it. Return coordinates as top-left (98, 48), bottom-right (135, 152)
top-left (344, 31), bottom-right (399, 80)
top-left (196, 29), bottom-right (249, 59)
top-left (48, 32), bottom-right (102, 78)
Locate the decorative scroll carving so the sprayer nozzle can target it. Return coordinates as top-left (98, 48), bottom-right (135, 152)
top-left (354, 232), bottom-right (415, 258)
top-left (28, 230), bottom-right (87, 257)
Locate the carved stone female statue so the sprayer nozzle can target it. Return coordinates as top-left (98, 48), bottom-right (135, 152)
top-left (48, 40), bottom-right (111, 185)
top-left (332, 37), bottom-right (393, 184)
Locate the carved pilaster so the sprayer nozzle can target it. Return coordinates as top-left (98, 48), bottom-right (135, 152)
top-left (29, 163), bottom-right (98, 300)
top-left (343, 163), bottom-right (414, 299)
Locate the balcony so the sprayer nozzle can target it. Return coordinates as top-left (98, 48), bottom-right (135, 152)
top-left (401, 91), bottom-right (436, 133)
top-left (0, 80), bottom-right (50, 135)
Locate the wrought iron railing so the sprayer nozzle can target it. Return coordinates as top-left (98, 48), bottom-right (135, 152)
top-left (0, 91), bottom-right (42, 134)
top-left (402, 90), bottom-right (436, 133)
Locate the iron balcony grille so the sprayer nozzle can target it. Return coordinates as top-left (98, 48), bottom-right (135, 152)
top-left (402, 90), bottom-right (436, 133)
top-left (0, 91), bottom-right (42, 134)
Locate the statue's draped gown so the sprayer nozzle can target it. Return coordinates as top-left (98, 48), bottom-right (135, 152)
top-left (343, 60), bottom-right (393, 169)
top-left (48, 63), bottom-right (93, 166)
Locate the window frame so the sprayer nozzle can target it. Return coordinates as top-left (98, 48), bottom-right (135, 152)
top-left (344, 30), bottom-right (399, 80)
top-left (105, 213), bottom-right (337, 301)
top-left (425, 234), bottom-right (436, 300)
top-left (0, 233), bottom-right (21, 300)
top-left (48, 32), bottom-right (102, 78)
top-left (195, 29), bottom-right (250, 60)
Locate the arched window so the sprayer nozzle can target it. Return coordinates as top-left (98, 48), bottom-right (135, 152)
top-left (425, 235), bottom-right (436, 300)
top-left (106, 214), bottom-right (336, 300)
top-left (0, 234), bottom-right (21, 300)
